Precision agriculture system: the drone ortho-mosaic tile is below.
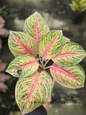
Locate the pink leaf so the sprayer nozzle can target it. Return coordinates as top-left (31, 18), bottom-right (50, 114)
top-left (0, 73), bottom-right (10, 82)
top-left (6, 54), bottom-right (39, 78)
top-left (39, 30), bottom-right (63, 59)
top-left (0, 28), bottom-right (9, 37)
top-left (23, 12), bottom-right (50, 48)
top-left (0, 23), bottom-right (4, 28)
top-left (0, 62), bottom-right (7, 72)
top-left (50, 63), bottom-right (85, 88)
top-left (52, 42), bottom-right (86, 66)
top-left (0, 82), bottom-right (7, 92)
top-left (8, 31), bottom-right (37, 57)
top-left (0, 16), bottom-right (5, 24)
top-left (15, 71), bottom-right (53, 114)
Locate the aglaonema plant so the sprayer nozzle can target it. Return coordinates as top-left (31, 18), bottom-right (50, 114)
top-left (6, 12), bottom-right (86, 114)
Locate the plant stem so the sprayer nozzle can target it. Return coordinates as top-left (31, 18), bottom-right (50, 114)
top-left (45, 66), bottom-right (51, 70)
top-left (39, 63), bottom-right (43, 68)
top-left (39, 55), bottom-right (43, 65)
top-left (44, 59), bottom-right (50, 67)
top-left (41, 57), bottom-right (44, 65)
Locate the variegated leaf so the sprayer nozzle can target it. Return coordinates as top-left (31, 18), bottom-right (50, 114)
top-left (6, 54), bottom-right (39, 78)
top-left (0, 73), bottom-right (10, 82)
top-left (50, 63), bottom-right (85, 88)
top-left (63, 36), bottom-right (70, 43)
top-left (39, 30), bottom-right (63, 59)
top-left (23, 12), bottom-right (50, 48)
top-left (8, 31), bottom-right (37, 57)
top-left (0, 62), bottom-right (7, 72)
top-left (52, 42), bottom-right (86, 66)
top-left (15, 71), bottom-right (53, 114)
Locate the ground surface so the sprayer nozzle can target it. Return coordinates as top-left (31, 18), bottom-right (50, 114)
top-left (0, 0), bottom-right (86, 115)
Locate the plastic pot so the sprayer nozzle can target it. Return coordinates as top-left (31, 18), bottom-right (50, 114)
top-left (68, 0), bottom-right (84, 24)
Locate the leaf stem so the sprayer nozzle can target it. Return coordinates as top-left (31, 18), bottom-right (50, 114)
top-left (39, 63), bottom-right (43, 68)
top-left (45, 66), bottom-right (51, 70)
top-left (44, 59), bottom-right (50, 67)
top-left (38, 54), bottom-right (42, 65)
top-left (39, 57), bottom-right (43, 65)
top-left (41, 57), bottom-right (44, 65)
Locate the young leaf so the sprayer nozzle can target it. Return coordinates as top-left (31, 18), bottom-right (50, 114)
top-left (23, 12), bottom-right (50, 48)
top-left (0, 82), bottom-right (7, 92)
top-left (0, 62), bottom-right (7, 72)
top-left (63, 36), bottom-right (70, 43)
top-left (6, 54), bottom-right (39, 78)
top-left (50, 63), bottom-right (85, 88)
top-left (15, 71), bottom-right (53, 114)
top-left (39, 30), bottom-right (63, 59)
top-left (0, 73), bottom-right (10, 82)
top-left (52, 42), bottom-right (86, 67)
top-left (8, 31), bottom-right (37, 57)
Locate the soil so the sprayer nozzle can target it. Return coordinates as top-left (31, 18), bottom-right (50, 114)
top-left (0, 0), bottom-right (86, 115)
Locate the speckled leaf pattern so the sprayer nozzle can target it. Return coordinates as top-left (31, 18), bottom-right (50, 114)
top-left (52, 42), bottom-right (86, 66)
top-left (6, 54), bottom-right (39, 78)
top-left (0, 62), bottom-right (7, 72)
top-left (50, 63), bottom-right (85, 88)
top-left (8, 31), bottom-right (37, 57)
top-left (63, 36), bottom-right (70, 43)
top-left (23, 12), bottom-right (50, 48)
top-left (39, 30), bottom-right (63, 59)
top-left (15, 71), bottom-right (53, 114)
top-left (5, 12), bottom-right (86, 114)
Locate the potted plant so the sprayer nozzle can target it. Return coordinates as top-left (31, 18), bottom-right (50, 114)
top-left (68, 0), bottom-right (86, 24)
top-left (6, 12), bottom-right (86, 114)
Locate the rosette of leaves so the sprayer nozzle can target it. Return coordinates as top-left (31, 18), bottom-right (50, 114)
top-left (6, 12), bottom-right (86, 114)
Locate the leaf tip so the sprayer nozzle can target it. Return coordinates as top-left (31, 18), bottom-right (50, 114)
top-left (10, 30), bottom-right (14, 35)
top-left (35, 12), bottom-right (38, 14)
top-left (10, 30), bottom-right (12, 33)
top-left (60, 30), bottom-right (63, 34)
top-left (82, 85), bottom-right (84, 88)
top-left (5, 69), bottom-right (8, 73)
